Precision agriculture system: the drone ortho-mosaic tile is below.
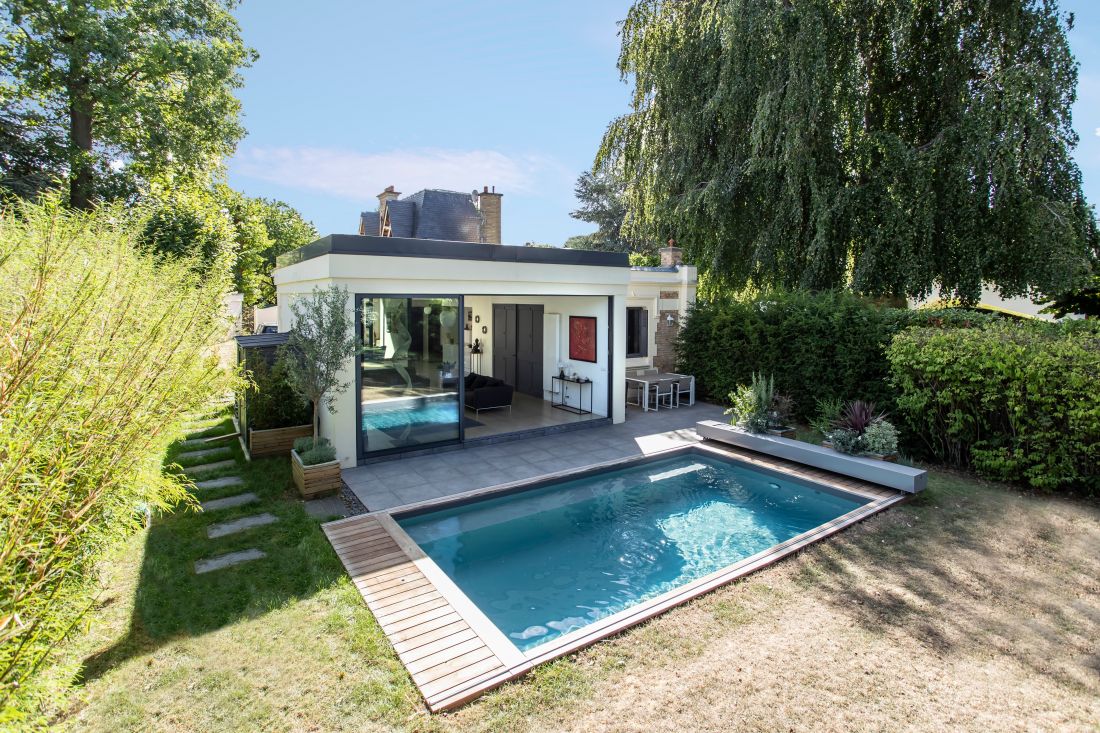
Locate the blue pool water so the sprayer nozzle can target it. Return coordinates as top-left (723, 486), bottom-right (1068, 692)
top-left (398, 452), bottom-right (868, 652)
top-left (361, 398), bottom-right (458, 431)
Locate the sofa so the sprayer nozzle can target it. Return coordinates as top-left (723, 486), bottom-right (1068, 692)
top-left (463, 372), bottom-right (514, 413)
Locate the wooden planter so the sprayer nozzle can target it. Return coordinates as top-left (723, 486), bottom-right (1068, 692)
top-left (249, 424), bottom-right (312, 457)
top-left (291, 449), bottom-right (342, 498)
top-left (820, 440), bottom-right (898, 463)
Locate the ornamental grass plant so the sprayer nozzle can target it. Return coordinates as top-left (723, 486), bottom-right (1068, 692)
top-left (0, 197), bottom-right (236, 725)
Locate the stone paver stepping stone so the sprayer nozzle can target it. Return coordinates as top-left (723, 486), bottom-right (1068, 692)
top-left (303, 495), bottom-right (348, 520)
top-left (177, 447), bottom-right (231, 462)
top-left (207, 512), bottom-right (278, 539)
top-left (185, 459), bottom-right (236, 475)
top-left (201, 492), bottom-right (259, 512)
top-left (194, 476), bottom-right (244, 491)
top-left (194, 548), bottom-right (266, 574)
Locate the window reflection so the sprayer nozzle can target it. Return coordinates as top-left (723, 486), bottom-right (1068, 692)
top-left (358, 296), bottom-right (461, 454)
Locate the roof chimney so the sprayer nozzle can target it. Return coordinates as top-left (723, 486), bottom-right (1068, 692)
top-left (476, 185), bottom-right (503, 244)
top-left (660, 239), bottom-right (683, 267)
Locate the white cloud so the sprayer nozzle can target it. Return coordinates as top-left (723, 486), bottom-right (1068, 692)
top-left (233, 146), bottom-right (557, 202)
top-left (1094, 127), bottom-right (1100, 137)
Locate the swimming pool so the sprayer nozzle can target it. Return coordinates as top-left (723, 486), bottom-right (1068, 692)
top-left (397, 451), bottom-right (871, 652)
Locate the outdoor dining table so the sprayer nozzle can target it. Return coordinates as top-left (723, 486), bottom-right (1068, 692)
top-left (625, 372), bottom-right (695, 411)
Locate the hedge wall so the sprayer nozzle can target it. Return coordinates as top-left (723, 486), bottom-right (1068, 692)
top-left (887, 321), bottom-right (1099, 491)
top-left (675, 290), bottom-right (997, 421)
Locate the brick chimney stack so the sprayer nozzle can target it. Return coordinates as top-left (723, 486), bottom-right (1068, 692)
top-left (660, 238), bottom-right (683, 267)
top-left (476, 185), bottom-right (502, 244)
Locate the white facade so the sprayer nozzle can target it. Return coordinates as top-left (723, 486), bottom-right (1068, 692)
top-left (624, 265), bottom-right (698, 370)
top-left (274, 245), bottom-right (631, 467)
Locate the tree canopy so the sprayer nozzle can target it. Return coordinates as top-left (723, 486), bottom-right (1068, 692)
top-left (565, 168), bottom-right (656, 254)
top-left (0, 0), bottom-right (255, 208)
top-left (599, 0), bottom-right (1098, 302)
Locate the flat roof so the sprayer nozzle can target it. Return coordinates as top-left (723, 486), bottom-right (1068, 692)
top-left (235, 332), bottom-right (289, 348)
top-left (275, 234), bottom-right (630, 270)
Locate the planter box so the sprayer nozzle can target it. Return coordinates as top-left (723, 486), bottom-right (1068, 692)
top-left (696, 421), bottom-right (926, 494)
top-left (291, 449), bottom-right (342, 498)
top-left (249, 424), bottom-right (312, 457)
top-left (821, 440), bottom-right (898, 463)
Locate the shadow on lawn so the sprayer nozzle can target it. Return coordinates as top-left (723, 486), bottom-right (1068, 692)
top-left (77, 430), bottom-right (347, 685)
top-left (800, 472), bottom-right (1100, 692)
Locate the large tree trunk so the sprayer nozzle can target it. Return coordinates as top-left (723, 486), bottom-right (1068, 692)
top-left (67, 48), bottom-right (93, 210)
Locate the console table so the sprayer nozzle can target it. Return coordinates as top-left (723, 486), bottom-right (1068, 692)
top-left (551, 375), bottom-right (593, 415)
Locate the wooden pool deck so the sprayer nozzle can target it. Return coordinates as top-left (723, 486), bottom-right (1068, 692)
top-left (322, 443), bottom-right (907, 712)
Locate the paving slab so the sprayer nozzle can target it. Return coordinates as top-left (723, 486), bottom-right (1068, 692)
top-left (185, 459), bottom-right (237, 475)
top-left (176, 447), bottom-right (231, 462)
top-left (194, 548), bottom-right (266, 574)
top-left (207, 513), bottom-right (278, 538)
top-left (193, 476), bottom-right (244, 491)
top-left (201, 492), bottom-right (259, 512)
top-left (303, 495), bottom-right (348, 519)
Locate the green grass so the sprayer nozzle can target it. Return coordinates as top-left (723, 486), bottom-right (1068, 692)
top-left (51, 434), bottom-right (1100, 732)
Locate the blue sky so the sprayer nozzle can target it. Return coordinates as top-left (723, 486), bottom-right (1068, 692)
top-left (227, 0), bottom-right (1100, 246)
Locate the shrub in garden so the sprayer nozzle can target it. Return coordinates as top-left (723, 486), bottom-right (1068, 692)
top-left (676, 290), bottom-right (998, 420)
top-left (0, 198), bottom-right (235, 722)
top-left (725, 372), bottom-right (774, 433)
top-left (824, 400), bottom-right (899, 456)
top-left (887, 321), bottom-right (1099, 491)
top-left (292, 436), bottom-right (337, 465)
top-left (246, 356), bottom-right (311, 430)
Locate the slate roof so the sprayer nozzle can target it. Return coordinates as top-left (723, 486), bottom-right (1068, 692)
top-left (359, 211), bottom-right (379, 236)
top-left (359, 188), bottom-right (484, 243)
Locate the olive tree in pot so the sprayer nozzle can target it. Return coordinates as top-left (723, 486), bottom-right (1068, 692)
top-left (280, 285), bottom-right (358, 497)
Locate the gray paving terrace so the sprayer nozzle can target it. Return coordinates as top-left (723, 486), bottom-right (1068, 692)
top-left (344, 401), bottom-right (728, 511)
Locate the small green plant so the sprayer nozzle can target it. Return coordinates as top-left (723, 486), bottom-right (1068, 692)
top-left (293, 436), bottom-right (336, 465)
top-left (726, 372), bottom-right (774, 433)
top-left (863, 419), bottom-right (899, 455)
top-left (810, 396), bottom-right (843, 436)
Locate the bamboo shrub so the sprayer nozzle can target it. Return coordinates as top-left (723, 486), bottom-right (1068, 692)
top-left (0, 198), bottom-right (236, 724)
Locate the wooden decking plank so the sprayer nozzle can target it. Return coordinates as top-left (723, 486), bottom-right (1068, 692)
top-left (364, 570), bottom-right (429, 594)
top-left (418, 656), bottom-right (507, 699)
top-left (325, 522), bottom-right (384, 540)
top-left (343, 550), bottom-right (408, 573)
top-left (411, 646), bottom-right (498, 686)
top-left (354, 565), bottom-right (420, 588)
top-left (366, 579), bottom-right (435, 606)
top-left (385, 608), bottom-right (462, 637)
top-left (373, 593), bottom-right (445, 624)
top-left (371, 585), bottom-right (440, 613)
top-left (399, 628), bottom-right (480, 665)
top-left (340, 542), bottom-right (402, 563)
top-left (404, 637), bottom-right (488, 676)
top-left (328, 531), bottom-right (392, 551)
top-left (391, 620), bottom-right (471, 653)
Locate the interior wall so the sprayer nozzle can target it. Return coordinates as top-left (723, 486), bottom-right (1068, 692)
top-left (463, 294), bottom-right (610, 417)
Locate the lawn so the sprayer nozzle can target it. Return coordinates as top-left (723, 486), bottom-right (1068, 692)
top-left (52, 433), bottom-right (1099, 732)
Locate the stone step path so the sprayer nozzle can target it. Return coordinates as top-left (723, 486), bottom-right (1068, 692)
top-left (176, 447), bottom-right (231, 463)
top-left (201, 492), bottom-right (259, 512)
top-left (194, 549), bottom-right (266, 574)
top-left (194, 476), bottom-right (244, 491)
top-left (207, 512), bottom-right (278, 539)
top-left (186, 459), bottom-right (237, 476)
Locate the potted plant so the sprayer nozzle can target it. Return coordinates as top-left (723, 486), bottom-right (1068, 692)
top-left (765, 392), bottom-right (797, 438)
top-left (280, 285), bottom-right (359, 497)
top-left (290, 436), bottom-right (341, 498)
top-left (725, 372), bottom-right (773, 433)
top-left (245, 357), bottom-right (313, 457)
top-left (821, 400), bottom-right (899, 462)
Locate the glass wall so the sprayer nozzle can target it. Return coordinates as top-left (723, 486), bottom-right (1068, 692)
top-left (358, 296), bottom-right (462, 456)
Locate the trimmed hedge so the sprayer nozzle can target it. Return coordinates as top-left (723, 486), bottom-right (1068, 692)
top-left (887, 321), bottom-right (1099, 491)
top-left (675, 290), bottom-right (997, 421)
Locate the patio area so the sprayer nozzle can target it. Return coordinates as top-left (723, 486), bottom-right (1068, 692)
top-left (343, 401), bottom-right (728, 511)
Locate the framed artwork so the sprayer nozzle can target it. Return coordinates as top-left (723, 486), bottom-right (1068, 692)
top-left (568, 316), bottom-right (598, 363)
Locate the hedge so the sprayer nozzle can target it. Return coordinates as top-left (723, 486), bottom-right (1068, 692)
top-left (0, 199), bottom-right (236, 724)
top-left (887, 321), bottom-right (1099, 491)
top-left (675, 290), bottom-right (997, 421)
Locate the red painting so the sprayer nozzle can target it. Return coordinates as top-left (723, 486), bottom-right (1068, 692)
top-left (569, 316), bottom-right (598, 363)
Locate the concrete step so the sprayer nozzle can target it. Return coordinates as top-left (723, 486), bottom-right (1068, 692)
top-left (194, 476), bottom-right (244, 491)
top-left (194, 548), bottom-right (266, 574)
top-left (185, 459), bottom-right (237, 476)
top-left (207, 513), bottom-right (278, 539)
top-left (177, 447), bottom-right (231, 463)
top-left (201, 492), bottom-right (259, 512)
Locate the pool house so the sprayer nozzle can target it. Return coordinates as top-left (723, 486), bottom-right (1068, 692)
top-left (272, 235), bottom-right (697, 467)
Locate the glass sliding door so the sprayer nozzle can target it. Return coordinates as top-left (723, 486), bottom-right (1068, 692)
top-left (357, 295), bottom-right (463, 457)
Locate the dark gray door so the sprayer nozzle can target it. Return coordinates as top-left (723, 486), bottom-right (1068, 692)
top-left (514, 304), bottom-right (544, 398)
top-left (492, 303), bottom-right (516, 385)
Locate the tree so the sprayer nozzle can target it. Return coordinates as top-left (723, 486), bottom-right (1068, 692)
top-left (280, 286), bottom-right (358, 443)
top-left (0, 0), bottom-right (255, 208)
top-left (565, 168), bottom-right (656, 254)
top-left (1039, 275), bottom-right (1100, 318)
top-left (598, 0), bottom-right (1097, 302)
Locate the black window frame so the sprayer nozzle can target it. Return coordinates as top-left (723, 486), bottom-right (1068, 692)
top-left (626, 306), bottom-right (648, 358)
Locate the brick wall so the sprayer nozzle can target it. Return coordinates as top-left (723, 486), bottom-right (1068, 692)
top-left (655, 310), bottom-right (679, 372)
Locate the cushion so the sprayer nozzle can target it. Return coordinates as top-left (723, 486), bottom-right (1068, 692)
top-left (464, 372), bottom-right (479, 388)
top-left (470, 375), bottom-right (490, 390)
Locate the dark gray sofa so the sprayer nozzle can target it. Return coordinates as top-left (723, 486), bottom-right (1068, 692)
top-left (464, 373), bottom-right (514, 413)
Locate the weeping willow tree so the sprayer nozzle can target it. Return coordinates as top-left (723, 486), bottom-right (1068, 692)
top-left (599, 0), bottom-right (1097, 302)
